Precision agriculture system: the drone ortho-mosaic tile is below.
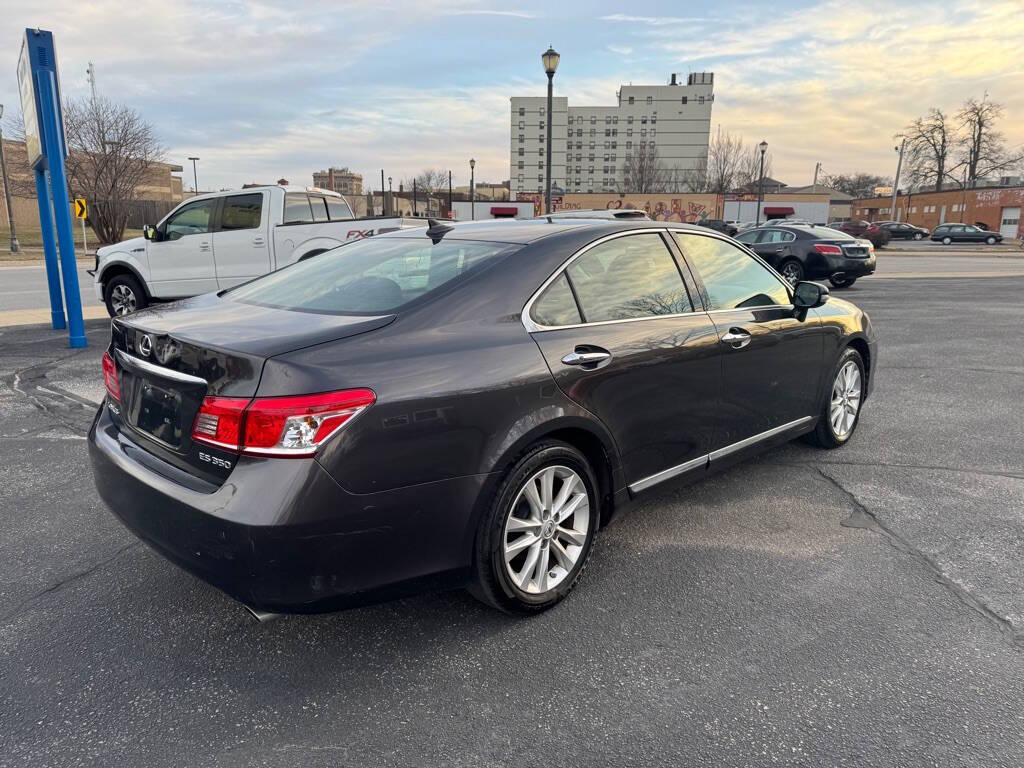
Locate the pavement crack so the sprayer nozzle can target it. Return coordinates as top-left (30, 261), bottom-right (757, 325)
top-left (8, 353), bottom-right (98, 436)
top-left (814, 465), bottom-right (1023, 651)
top-left (0, 541), bottom-right (142, 625)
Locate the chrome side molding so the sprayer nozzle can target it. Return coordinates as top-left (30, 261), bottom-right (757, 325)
top-left (628, 416), bottom-right (814, 494)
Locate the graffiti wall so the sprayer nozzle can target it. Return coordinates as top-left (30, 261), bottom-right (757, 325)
top-left (516, 192), bottom-right (723, 221)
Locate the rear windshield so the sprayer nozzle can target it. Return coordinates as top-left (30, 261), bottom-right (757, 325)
top-left (228, 237), bottom-right (519, 315)
top-left (814, 227), bottom-right (857, 240)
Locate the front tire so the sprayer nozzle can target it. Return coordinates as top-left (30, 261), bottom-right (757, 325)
top-left (913, 232), bottom-right (924, 240)
top-left (805, 347), bottom-right (865, 449)
top-left (469, 441), bottom-right (600, 614)
top-left (986, 236), bottom-right (997, 245)
top-left (104, 274), bottom-right (148, 317)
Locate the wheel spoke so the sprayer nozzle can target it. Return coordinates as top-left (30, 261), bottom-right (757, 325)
top-left (533, 545), bottom-right (550, 592)
top-left (506, 516), bottom-right (540, 533)
top-left (550, 539), bottom-right (574, 571)
top-left (556, 526), bottom-right (587, 547)
top-left (514, 542), bottom-right (541, 588)
top-left (523, 479), bottom-right (544, 517)
top-left (505, 533), bottom-right (539, 559)
top-left (539, 467), bottom-right (554, 510)
top-left (554, 492), bottom-right (587, 524)
top-left (551, 472), bottom-right (578, 515)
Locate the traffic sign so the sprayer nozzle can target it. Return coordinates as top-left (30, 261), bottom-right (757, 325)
top-left (74, 198), bottom-right (87, 219)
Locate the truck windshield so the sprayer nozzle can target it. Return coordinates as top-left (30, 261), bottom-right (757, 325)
top-left (228, 237), bottom-right (520, 315)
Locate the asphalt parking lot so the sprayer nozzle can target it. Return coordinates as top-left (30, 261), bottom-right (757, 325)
top-left (1, 275), bottom-right (1022, 766)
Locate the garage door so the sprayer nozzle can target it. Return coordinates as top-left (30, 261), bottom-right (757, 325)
top-left (1001, 207), bottom-right (1021, 239)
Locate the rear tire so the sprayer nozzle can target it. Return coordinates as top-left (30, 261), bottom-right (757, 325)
top-left (779, 259), bottom-right (804, 285)
top-left (469, 440), bottom-right (600, 614)
top-left (942, 236), bottom-right (953, 245)
top-left (805, 347), bottom-right (865, 449)
top-left (829, 276), bottom-right (857, 288)
top-left (104, 274), bottom-right (147, 317)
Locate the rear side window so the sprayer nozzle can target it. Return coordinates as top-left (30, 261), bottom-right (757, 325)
top-left (326, 197), bottom-right (353, 221)
top-left (532, 274), bottom-right (582, 326)
top-left (219, 193), bottom-right (262, 231)
top-left (673, 233), bottom-right (790, 309)
top-left (283, 193), bottom-right (313, 224)
top-left (565, 233), bottom-right (691, 322)
top-left (760, 229), bottom-right (795, 243)
top-left (228, 238), bottom-right (519, 315)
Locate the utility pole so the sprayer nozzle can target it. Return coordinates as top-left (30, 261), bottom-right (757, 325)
top-left (187, 156), bottom-right (200, 196)
top-left (891, 137), bottom-right (905, 221)
top-left (0, 104), bottom-right (21, 252)
top-left (86, 62), bottom-right (97, 101)
top-left (413, 179), bottom-right (417, 216)
top-left (380, 169), bottom-right (385, 216)
top-left (448, 170), bottom-right (453, 219)
top-left (755, 140), bottom-right (768, 226)
top-left (812, 161), bottom-right (821, 188)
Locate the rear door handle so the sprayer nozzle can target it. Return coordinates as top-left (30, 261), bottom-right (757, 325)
top-left (720, 328), bottom-right (752, 348)
top-left (199, 242), bottom-right (211, 252)
top-left (253, 237), bottom-right (265, 246)
top-left (561, 350), bottom-right (612, 366)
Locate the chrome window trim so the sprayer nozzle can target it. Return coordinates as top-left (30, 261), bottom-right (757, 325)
top-left (627, 416), bottom-right (813, 494)
top-left (115, 349), bottom-right (208, 386)
top-left (521, 227), bottom-right (706, 332)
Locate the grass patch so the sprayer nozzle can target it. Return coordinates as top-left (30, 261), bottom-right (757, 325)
top-left (0, 225), bottom-right (141, 260)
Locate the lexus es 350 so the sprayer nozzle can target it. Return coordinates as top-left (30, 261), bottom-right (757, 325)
top-left (89, 219), bottom-right (877, 615)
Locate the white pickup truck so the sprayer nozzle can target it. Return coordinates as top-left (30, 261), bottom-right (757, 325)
top-left (91, 185), bottom-right (413, 316)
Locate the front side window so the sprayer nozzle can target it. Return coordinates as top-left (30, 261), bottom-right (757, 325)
top-left (164, 199), bottom-right (215, 239)
top-left (219, 193), bottom-right (263, 231)
top-left (673, 233), bottom-right (790, 310)
top-left (230, 238), bottom-right (519, 315)
top-left (565, 234), bottom-right (691, 322)
top-left (283, 193), bottom-right (314, 224)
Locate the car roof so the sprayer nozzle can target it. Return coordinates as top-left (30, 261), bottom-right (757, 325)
top-left (373, 217), bottom-right (712, 245)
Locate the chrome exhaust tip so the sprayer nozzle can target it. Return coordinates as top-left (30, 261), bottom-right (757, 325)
top-left (244, 605), bottom-right (282, 623)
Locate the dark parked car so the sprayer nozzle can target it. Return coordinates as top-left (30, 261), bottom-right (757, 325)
top-left (877, 221), bottom-right (929, 240)
top-left (698, 218), bottom-right (738, 236)
top-left (930, 223), bottom-right (1003, 245)
top-left (89, 219), bottom-right (877, 615)
top-left (837, 220), bottom-right (891, 248)
top-left (735, 224), bottom-right (876, 288)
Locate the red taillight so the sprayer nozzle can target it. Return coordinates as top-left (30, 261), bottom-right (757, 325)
top-left (191, 389), bottom-right (375, 458)
top-left (102, 350), bottom-right (121, 401)
top-left (813, 243), bottom-right (843, 255)
top-left (191, 397), bottom-right (249, 450)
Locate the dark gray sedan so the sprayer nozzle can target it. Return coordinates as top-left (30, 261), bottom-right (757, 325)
top-left (931, 224), bottom-right (1003, 245)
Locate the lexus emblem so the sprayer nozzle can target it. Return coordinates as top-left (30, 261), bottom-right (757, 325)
top-left (138, 334), bottom-right (154, 357)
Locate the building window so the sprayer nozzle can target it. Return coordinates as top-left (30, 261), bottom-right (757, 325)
top-left (646, 96), bottom-right (652, 105)
top-left (518, 107), bottom-right (525, 116)
top-left (588, 166), bottom-right (594, 173)
top-left (590, 116), bottom-right (596, 124)
top-left (518, 120), bottom-right (524, 129)
top-left (604, 141), bottom-right (610, 149)
top-left (588, 154), bottom-right (595, 161)
top-left (911, 206), bottom-right (917, 213)
top-left (518, 134), bottom-right (524, 143)
top-left (681, 96), bottom-right (687, 104)
top-left (539, 106), bottom-right (545, 115)
top-left (627, 129), bottom-right (633, 137)
top-left (539, 120), bottom-right (545, 129)
top-left (641, 116), bottom-right (647, 124)
top-left (612, 141), bottom-right (617, 149)
top-left (518, 161), bottom-right (524, 169)
top-left (605, 129), bottom-right (610, 137)
top-left (518, 148), bottom-right (524, 156)
top-left (641, 129), bottom-right (647, 137)
top-left (538, 162), bottom-right (544, 168)
top-left (628, 96), bottom-right (634, 105)
top-left (698, 96), bottom-right (705, 104)
top-left (605, 116), bottom-right (611, 124)
top-left (626, 141), bottom-right (632, 149)
top-left (628, 116), bottom-right (634, 124)
top-left (517, 174), bottom-right (523, 181)
top-left (650, 129), bottom-right (656, 137)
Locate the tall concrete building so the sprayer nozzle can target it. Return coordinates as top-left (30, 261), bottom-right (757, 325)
top-left (509, 73), bottom-right (714, 199)
top-left (312, 167), bottom-right (363, 196)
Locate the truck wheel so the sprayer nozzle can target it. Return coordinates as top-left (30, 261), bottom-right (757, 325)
top-left (105, 274), bottom-right (147, 317)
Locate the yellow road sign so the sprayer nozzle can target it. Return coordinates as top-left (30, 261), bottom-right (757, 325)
top-left (74, 198), bottom-right (87, 219)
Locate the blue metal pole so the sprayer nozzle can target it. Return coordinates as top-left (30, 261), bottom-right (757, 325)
top-left (34, 167), bottom-right (65, 330)
top-left (37, 70), bottom-right (86, 348)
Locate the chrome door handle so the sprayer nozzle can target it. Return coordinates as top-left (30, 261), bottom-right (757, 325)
top-left (199, 242), bottom-right (211, 251)
top-left (561, 351), bottom-right (611, 366)
top-left (720, 329), bottom-right (751, 348)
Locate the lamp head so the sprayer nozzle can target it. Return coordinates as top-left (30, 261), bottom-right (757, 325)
top-left (542, 47), bottom-right (560, 75)
top-left (469, 158), bottom-right (476, 170)
top-left (758, 140), bottom-right (768, 154)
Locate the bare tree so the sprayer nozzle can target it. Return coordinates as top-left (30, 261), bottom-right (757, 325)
top-left (0, 107), bottom-right (37, 198)
top-left (734, 145), bottom-right (774, 190)
top-left (705, 127), bottom-right (746, 193)
top-left (956, 95), bottom-right (1024, 185)
top-left (620, 145), bottom-right (670, 193)
top-left (820, 172), bottom-right (893, 199)
top-left (668, 157), bottom-right (709, 193)
top-left (904, 109), bottom-right (959, 192)
top-left (403, 168), bottom-right (447, 195)
top-left (62, 95), bottom-right (165, 243)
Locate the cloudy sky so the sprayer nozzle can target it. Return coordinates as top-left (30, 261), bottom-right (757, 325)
top-left (3, 0), bottom-right (1022, 193)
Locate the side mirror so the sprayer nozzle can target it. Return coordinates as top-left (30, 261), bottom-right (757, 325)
top-left (142, 224), bottom-right (157, 242)
top-left (793, 280), bottom-right (828, 309)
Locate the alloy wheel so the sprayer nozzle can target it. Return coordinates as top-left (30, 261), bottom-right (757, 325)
top-left (829, 360), bottom-right (862, 439)
top-left (502, 465), bottom-right (590, 595)
top-left (110, 284), bottom-right (137, 315)
top-left (780, 262), bottom-right (802, 285)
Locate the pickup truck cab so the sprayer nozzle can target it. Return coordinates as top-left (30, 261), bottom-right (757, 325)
top-left (92, 185), bottom-right (412, 316)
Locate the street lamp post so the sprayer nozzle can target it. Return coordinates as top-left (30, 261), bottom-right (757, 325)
top-left (542, 46), bottom-right (560, 215)
top-left (387, 176), bottom-right (393, 216)
top-left (187, 156), bottom-right (200, 196)
top-left (448, 170), bottom-right (453, 219)
top-left (755, 140), bottom-right (768, 226)
top-left (0, 104), bottom-right (20, 252)
top-left (469, 158), bottom-right (476, 220)
top-left (891, 138), bottom-right (905, 221)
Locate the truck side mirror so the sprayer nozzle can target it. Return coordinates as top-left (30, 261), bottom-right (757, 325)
top-left (143, 225), bottom-right (157, 241)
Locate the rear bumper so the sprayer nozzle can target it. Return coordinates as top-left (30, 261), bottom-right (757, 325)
top-left (88, 404), bottom-right (485, 612)
top-left (809, 253), bottom-right (876, 279)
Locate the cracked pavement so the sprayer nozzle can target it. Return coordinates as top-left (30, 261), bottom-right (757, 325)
top-left (1, 278), bottom-right (1023, 767)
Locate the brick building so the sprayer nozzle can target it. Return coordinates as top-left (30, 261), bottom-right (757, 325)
top-left (852, 186), bottom-right (1024, 240)
top-left (312, 167), bottom-right (363, 196)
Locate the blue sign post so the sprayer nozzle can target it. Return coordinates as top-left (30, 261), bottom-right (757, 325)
top-left (17, 28), bottom-right (86, 347)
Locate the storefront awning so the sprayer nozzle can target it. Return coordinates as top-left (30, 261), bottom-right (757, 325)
top-left (490, 206), bottom-right (518, 216)
top-left (763, 206), bottom-right (795, 216)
